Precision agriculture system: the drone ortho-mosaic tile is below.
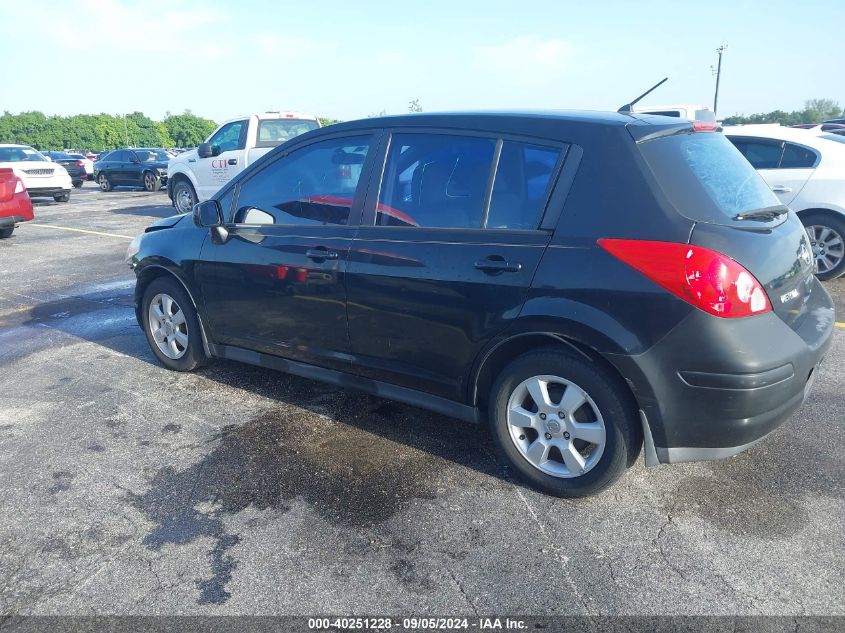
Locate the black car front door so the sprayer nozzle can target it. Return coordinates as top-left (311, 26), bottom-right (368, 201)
top-left (345, 131), bottom-right (566, 402)
top-left (199, 133), bottom-right (378, 371)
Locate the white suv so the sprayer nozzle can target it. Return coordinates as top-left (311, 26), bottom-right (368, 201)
top-left (0, 145), bottom-right (73, 202)
top-left (724, 125), bottom-right (845, 280)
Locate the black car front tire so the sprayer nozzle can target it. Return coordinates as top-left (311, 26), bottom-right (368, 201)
top-left (488, 347), bottom-right (640, 497)
top-left (98, 174), bottom-right (113, 192)
top-left (54, 192), bottom-right (70, 203)
top-left (141, 276), bottom-right (209, 371)
top-left (143, 171), bottom-right (161, 192)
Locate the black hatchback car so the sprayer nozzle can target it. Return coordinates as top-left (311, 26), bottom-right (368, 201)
top-left (94, 148), bottom-right (169, 192)
top-left (127, 111), bottom-right (834, 496)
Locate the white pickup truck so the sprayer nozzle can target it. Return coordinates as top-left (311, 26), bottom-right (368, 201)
top-left (167, 112), bottom-right (320, 214)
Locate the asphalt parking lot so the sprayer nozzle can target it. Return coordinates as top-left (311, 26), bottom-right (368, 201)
top-left (0, 184), bottom-right (843, 618)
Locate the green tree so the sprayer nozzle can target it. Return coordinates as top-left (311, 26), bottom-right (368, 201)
top-left (163, 111), bottom-right (217, 148)
top-left (318, 117), bottom-right (342, 127)
top-left (408, 99), bottom-right (423, 113)
top-left (722, 98), bottom-right (842, 126)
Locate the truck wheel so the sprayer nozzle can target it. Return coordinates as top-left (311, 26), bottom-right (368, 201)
top-left (172, 179), bottom-right (196, 214)
top-left (98, 174), bottom-right (113, 192)
top-left (802, 213), bottom-right (845, 280)
top-left (0, 227), bottom-right (13, 239)
top-left (54, 192), bottom-right (71, 203)
top-left (488, 347), bottom-right (640, 497)
top-left (143, 171), bottom-right (161, 192)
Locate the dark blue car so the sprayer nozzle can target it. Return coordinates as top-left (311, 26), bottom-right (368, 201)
top-left (94, 148), bottom-right (169, 192)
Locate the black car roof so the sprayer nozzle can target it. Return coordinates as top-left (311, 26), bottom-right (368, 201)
top-left (315, 110), bottom-right (691, 144)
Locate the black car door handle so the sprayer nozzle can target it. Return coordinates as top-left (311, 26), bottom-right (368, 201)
top-left (474, 259), bottom-right (522, 273)
top-left (228, 158), bottom-right (238, 165)
top-left (306, 248), bottom-right (339, 261)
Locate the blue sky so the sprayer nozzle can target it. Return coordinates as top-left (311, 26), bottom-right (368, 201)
top-left (1, 0), bottom-right (842, 123)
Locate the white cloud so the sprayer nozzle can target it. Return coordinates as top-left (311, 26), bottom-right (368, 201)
top-left (473, 36), bottom-right (573, 75)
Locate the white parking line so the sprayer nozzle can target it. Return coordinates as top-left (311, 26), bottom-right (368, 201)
top-left (25, 223), bottom-right (133, 240)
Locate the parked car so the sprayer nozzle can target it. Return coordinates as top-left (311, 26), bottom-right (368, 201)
top-left (723, 124), bottom-right (845, 279)
top-left (633, 103), bottom-right (718, 129)
top-left (789, 123), bottom-right (845, 134)
top-left (822, 118), bottom-right (845, 125)
top-left (0, 145), bottom-right (72, 202)
top-left (0, 168), bottom-right (34, 238)
top-left (65, 153), bottom-right (95, 180)
top-left (167, 111), bottom-right (321, 214)
top-left (41, 151), bottom-right (87, 188)
top-left (127, 111), bottom-right (833, 497)
top-left (94, 148), bottom-right (170, 192)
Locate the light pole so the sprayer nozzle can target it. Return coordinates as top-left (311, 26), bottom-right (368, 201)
top-left (712, 44), bottom-right (727, 117)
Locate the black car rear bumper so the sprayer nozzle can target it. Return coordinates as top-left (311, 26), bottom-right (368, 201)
top-left (607, 278), bottom-right (834, 464)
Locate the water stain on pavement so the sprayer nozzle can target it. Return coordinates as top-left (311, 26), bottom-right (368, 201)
top-left (49, 471), bottom-right (75, 495)
top-left (128, 387), bottom-right (500, 604)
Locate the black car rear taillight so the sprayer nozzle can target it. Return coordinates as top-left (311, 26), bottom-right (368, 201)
top-left (599, 239), bottom-right (771, 318)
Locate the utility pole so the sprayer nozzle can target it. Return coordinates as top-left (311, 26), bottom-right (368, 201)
top-left (712, 44), bottom-right (727, 117)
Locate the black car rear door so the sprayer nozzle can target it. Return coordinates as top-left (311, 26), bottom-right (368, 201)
top-left (344, 130), bottom-right (567, 402)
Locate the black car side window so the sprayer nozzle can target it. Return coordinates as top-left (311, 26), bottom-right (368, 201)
top-left (377, 134), bottom-right (495, 228)
top-left (233, 135), bottom-right (371, 226)
top-left (487, 142), bottom-right (562, 230)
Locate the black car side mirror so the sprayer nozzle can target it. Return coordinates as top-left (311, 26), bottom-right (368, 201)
top-left (197, 143), bottom-right (213, 159)
top-left (193, 199), bottom-right (229, 243)
top-left (193, 199), bottom-right (222, 227)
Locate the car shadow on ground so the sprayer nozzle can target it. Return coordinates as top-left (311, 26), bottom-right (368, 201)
top-left (107, 203), bottom-right (178, 219)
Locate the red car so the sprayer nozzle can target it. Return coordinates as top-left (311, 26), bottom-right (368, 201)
top-left (0, 168), bottom-right (35, 238)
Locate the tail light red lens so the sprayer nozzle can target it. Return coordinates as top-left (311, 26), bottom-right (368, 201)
top-left (75, 161), bottom-right (84, 167)
top-left (693, 120), bottom-right (718, 132)
top-left (598, 239), bottom-right (771, 318)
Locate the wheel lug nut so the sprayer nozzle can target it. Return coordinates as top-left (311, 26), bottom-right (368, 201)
top-left (539, 413), bottom-right (546, 420)
top-left (563, 432), bottom-right (571, 439)
top-left (544, 432), bottom-right (552, 440)
top-left (518, 434), bottom-right (525, 441)
top-left (558, 411), bottom-right (565, 418)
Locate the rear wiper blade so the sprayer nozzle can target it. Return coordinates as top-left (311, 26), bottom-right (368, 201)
top-left (733, 208), bottom-right (787, 221)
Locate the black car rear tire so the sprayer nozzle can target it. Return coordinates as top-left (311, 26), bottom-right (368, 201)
top-left (143, 171), bottom-right (161, 192)
top-left (801, 212), bottom-right (845, 280)
top-left (488, 347), bottom-right (640, 497)
top-left (98, 174), bottom-right (113, 192)
top-left (0, 227), bottom-right (13, 239)
top-left (54, 192), bottom-right (70, 203)
top-left (73, 180), bottom-right (83, 189)
top-left (141, 276), bottom-right (209, 371)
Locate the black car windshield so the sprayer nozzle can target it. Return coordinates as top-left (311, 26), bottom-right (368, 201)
top-left (638, 131), bottom-right (782, 224)
top-left (133, 149), bottom-right (170, 162)
top-left (0, 146), bottom-right (48, 162)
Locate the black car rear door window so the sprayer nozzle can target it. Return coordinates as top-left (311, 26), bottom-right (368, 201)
top-left (377, 133), bottom-right (496, 228)
top-left (233, 135), bottom-right (371, 226)
top-left (487, 142), bottom-right (562, 230)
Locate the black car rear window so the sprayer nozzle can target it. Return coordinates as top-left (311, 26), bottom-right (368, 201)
top-left (638, 131), bottom-right (781, 223)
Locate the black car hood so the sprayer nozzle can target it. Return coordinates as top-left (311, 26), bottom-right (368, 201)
top-left (145, 214), bottom-right (186, 232)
